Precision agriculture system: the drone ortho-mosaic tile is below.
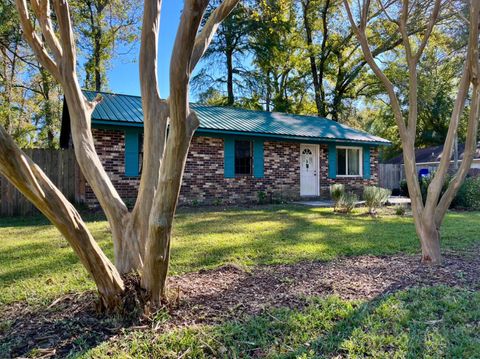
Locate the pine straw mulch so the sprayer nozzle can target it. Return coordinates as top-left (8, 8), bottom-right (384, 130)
top-left (1, 252), bottom-right (479, 358)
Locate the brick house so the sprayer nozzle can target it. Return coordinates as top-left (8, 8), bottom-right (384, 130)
top-left (60, 91), bottom-right (390, 206)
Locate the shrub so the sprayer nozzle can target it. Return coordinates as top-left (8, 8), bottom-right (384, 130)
top-left (257, 191), bottom-right (267, 204)
top-left (395, 205), bottom-right (406, 216)
top-left (399, 179), bottom-right (409, 197)
top-left (453, 176), bottom-right (480, 210)
top-left (363, 186), bottom-right (391, 215)
top-left (399, 174), bottom-right (451, 205)
top-left (330, 184), bottom-right (345, 211)
top-left (337, 192), bottom-right (358, 213)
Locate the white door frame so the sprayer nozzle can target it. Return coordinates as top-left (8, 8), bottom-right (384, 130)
top-left (300, 143), bottom-right (320, 196)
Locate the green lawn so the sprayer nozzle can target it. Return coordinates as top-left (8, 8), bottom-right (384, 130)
top-left (1, 205), bottom-right (479, 358)
top-left (85, 286), bottom-right (480, 358)
top-left (1, 205), bottom-right (479, 307)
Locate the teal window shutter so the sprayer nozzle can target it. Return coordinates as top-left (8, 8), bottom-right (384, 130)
top-left (328, 144), bottom-right (337, 179)
top-left (363, 146), bottom-right (371, 179)
top-left (253, 140), bottom-right (264, 178)
top-left (125, 129), bottom-right (139, 177)
top-left (224, 137), bottom-right (235, 178)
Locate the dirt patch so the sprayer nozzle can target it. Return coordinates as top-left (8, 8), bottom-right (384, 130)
top-left (1, 253), bottom-right (478, 358)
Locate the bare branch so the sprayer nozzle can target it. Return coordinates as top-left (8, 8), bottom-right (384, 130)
top-left (15, 0), bottom-right (60, 79)
top-left (343, 0), bottom-right (407, 137)
top-left (426, 0), bottom-right (479, 212)
top-left (190, 0), bottom-right (240, 73)
top-left (415, 0), bottom-right (441, 62)
top-left (51, 0), bottom-right (75, 70)
top-left (376, 0), bottom-right (397, 24)
top-left (30, 0), bottom-right (63, 60)
top-left (0, 126), bottom-right (124, 307)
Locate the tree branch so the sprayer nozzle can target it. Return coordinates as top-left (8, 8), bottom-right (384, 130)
top-left (190, 0), bottom-right (240, 73)
top-left (30, 0), bottom-right (63, 60)
top-left (15, 0), bottom-right (61, 79)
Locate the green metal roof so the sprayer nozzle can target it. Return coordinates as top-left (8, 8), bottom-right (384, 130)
top-left (83, 90), bottom-right (390, 145)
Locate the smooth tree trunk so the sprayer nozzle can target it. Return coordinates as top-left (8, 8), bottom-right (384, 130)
top-left (0, 126), bottom-right (124, 307)
top-left (9, 0), bottom-right (240, 310)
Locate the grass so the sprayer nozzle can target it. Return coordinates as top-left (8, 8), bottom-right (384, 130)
top-left (84, 286), bottom-right (480, 358)
top-left (1, 205), bottom-right (479, 358)
top-left (1, 205), bottom-right (480, 307)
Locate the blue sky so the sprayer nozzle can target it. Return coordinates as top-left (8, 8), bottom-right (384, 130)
top-left (107, 1), bottom-right (187, 98)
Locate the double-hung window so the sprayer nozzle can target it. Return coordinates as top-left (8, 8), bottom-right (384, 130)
top-left (337, 147), bottom-right (362, 177)
top-left (235, 140), bottom-right (253, 176)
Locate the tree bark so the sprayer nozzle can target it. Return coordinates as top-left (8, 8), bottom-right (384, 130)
top-left (417, 218), bottom-right (441, 264)
top-left (344, 0), bottom-right (479, 264)
top-left (226, 48), bottom-right (234, 105)
top-left (301, 0), bottom-right (323, 117)
top-left (0, 126), bottom-right (124, 308)
top-left (142, 0), bottom-right (207, 303)
top-left (12, 0), bottom-right (239, 309)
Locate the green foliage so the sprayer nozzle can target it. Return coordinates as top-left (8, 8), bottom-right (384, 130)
top-left (363, 186), bottom-right (391, 214)
top-left (395, 205), bottom-right (406, 216)
top-left (257, 191), bottom-right (267, 204)
top-left (419, 173), bottom-right (452, 205)
top-left (337, 192), bottom-right (358, 213)
top-left (357, 29), bottom-right (468, 160)
top-left (399, 174), bottom-right (452, 206)
top-left (453, 176), bottom-right (480, 210)
top-left (85, 287), bottom-right (480, 358)
top-left (71, 0), bottom-right (141, 92)
top-left (329, 184), bottom-right (345, 210)
top-left (399, 179), bottom-right (409, 197)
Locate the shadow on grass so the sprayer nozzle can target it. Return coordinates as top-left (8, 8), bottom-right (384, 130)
top-left (2, 247), bottom-right (479, 358)
top-left (204, 286), bottom-right (480, 358)
top-left (0, 293), bottom-right (126, 358)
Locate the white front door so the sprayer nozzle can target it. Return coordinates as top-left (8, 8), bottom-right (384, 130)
top-left (300, 144), bottom-right (319, 196)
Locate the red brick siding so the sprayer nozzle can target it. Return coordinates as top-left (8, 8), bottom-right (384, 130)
top-left (179, 137), bottom-right (300, 204)
top-left (86, 128), bottom-right (140, 204)
top-left (85, 128), bottom-right (379, 205)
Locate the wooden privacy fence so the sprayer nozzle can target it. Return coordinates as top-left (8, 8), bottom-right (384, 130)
top-left (379, 163), bottom-right (402, 190)
top-left (0, 148), bottom-right (84, 216)
top-left (379, 163), bottom-right (446, 190)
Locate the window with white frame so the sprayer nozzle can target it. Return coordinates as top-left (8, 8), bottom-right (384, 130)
top-left (337, 147), bottom-right (362, 176)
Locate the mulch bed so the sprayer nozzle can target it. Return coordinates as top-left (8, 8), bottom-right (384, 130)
top-left (1, 252), bottom-right (479, 358)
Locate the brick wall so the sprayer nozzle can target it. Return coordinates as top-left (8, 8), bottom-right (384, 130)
top-left (86, 128), bottom-right (379, 206)
top-left (180, 136), bottom-right (300, 204)
top-left (86, 129), bottom-right (140, 205)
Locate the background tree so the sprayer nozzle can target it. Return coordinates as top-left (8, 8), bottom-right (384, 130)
top-left (355, 29), bottom-right (467, 159)
top-left (72, 0), bottom-right (141, 91)
top-left (344, 0), bottom-right (480, 263)
top-left (192, 0), bottom-right (250, 106)
top-left (0, 0), bottom-right (139, 148)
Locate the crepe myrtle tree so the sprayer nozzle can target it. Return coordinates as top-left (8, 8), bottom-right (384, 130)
top-left (344, 0), bottom-right (480, 264)
top-left (0, 0), bottom-right (239, 309)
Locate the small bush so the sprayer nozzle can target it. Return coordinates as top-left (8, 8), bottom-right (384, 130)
top-left (257, 191), bottom-right (267, 204)
top-left (330, 184), bottom-right (345, 211)
top-left (399, 174), bottom-right (452, 205)
top-left (399, 179), bottom-right (409, 197)
top-left (453, 176), bottom-right (480, 210)
top-left (363, 186), bottom-right (391, 215)
top-left (395, 205), bottom-right (406, 216)
top-left (337, 192), bottom-right (358, 213)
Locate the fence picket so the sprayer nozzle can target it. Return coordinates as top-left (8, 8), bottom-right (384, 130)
top-left (0, 148), bottom-right (82, 216)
